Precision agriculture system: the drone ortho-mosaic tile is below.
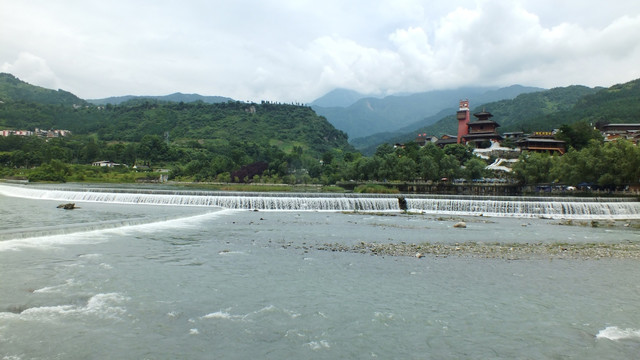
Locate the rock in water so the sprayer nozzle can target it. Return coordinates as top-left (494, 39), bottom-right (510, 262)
top-left (397, 196), bottom-right (408, 211)
top-left (57, 203), bottom-right (76, 210)
top-left (453, 222), bottom-right (467, 228)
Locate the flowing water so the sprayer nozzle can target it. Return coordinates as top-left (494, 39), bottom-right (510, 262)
top-left (1, 183), bottom-right (639, 359)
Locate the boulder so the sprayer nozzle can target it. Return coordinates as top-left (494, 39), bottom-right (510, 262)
top-left (453, 221), bottom-right (467, 228)
top-left (397, 196), bottom-right (408, 211)
top-left (57, 203), bottom-right (76, 210)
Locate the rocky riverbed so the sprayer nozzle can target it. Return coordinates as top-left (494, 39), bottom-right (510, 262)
top-left (288, 215), bottom-right (640, 260)
top-left (308, 241), bottom-right (640, 260)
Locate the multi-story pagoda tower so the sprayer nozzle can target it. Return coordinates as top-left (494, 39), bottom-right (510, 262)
top-left (456, 99), bottom-right (470, 144)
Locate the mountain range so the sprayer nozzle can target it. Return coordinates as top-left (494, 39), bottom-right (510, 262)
top-left (87, 93), bottom-right (232, 105)
top-left (310, 85), bottom-right (544, 140)
top-left (2, 72), bottom-right (639, 158)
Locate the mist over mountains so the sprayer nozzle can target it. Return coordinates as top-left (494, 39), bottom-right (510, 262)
top-left (310, 85), bottom-right (544, 140)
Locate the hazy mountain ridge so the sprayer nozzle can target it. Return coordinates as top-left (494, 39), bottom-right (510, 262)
top-left (311, 85), bottom-right (544, 139)
top-left (309, 88), bottom-right (373, 108)
top-left (87, 92), bottom-right (233, 105)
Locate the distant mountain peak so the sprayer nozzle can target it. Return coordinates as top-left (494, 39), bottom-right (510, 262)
top-left (310, 88), bottom-right (378, 108)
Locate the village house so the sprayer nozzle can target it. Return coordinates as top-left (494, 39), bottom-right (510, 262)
top-left (1, 128), bottom-right (71, 138)
top-left (92, 160), bottom-right (121, 167)
top-left (1, 129), bottom-right (33, 137)
top-left (598, 123), bottom-right (640, 144)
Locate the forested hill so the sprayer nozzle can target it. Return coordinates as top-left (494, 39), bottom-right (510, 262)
top-left (353, 79), bottom-right (640, 155)
top-left (0, 73), bottom-right (86, 106)
top-left (535, 78), bottom-right (640, 128)
top-left (353, 85), bottom-right (600, 154)
top-left (0, 98), bottom-right (352, 158)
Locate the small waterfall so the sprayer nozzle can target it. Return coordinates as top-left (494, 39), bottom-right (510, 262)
top-left (1, 184), bottom-right (639, 219)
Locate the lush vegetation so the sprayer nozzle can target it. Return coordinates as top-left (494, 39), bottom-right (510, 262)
top-left (0, 74), bottom-right (356, 184)
top-left (0, 130), bottom-right (486, 185)
top-left (513, 139), bottom-right (640, 189)
top-left (0, 108), bottom-right (356, 184)
top-left (1, 73), bottom-right (639, 190)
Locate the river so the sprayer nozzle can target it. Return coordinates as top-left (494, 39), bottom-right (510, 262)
top-left (1, 183), bottom-right (639, 359)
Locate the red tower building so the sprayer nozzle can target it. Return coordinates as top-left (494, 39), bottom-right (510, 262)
top-left (456, 100), bottom-right (470, 144)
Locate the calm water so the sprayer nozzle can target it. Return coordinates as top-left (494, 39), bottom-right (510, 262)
top-left (1, 185), bottom-right (640, 359)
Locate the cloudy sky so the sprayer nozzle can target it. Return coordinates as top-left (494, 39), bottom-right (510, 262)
top-left (2, 0), bottom-right (640, 102)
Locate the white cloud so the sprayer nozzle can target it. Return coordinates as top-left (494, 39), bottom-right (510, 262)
top-left (1, 52), bottom-right (62, 90)
top-left (1, 0), bottom-right (639, 102)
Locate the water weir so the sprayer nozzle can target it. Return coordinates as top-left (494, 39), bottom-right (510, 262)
top-left (1, 184), bottom-right (639, 219)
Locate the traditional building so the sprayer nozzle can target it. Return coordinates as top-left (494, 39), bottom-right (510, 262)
top-left (415, 133), bottom-right (438, 146)
top-left (435, 134), bottom-right (458, 148)
top-left (461, 109), bottom-right (503, 148)
top-left (599, 123), bottom-right (640, 143)
top-left (516, 132), bottom-right (566, 154)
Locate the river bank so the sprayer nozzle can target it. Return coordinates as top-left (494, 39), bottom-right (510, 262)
top-left (285, 214), bottom-right (640, 260)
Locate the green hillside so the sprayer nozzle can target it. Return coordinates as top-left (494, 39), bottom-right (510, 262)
top-left (91, 100), bottom-right (351, 156)
top-left (0, 90), bottom-right (350, 159)
top-left (0, 75), bottom-right (353, 184)
top-left (0, 73), bottom-right (86, 106)
top-left (535, 78), bottom-right (640, 128)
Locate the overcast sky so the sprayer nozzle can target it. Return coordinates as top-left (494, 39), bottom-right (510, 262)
top-left (2, 0), bottom-right (640, 102)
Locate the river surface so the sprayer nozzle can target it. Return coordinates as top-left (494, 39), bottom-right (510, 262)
top-left (1, 184), bottom-right (639, 359)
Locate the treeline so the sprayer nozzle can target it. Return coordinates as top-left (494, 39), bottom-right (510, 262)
top-left (0, 131), bottom-right (489, 184)
top-left (1, 128), bottom-right (639, 189)
top-left (513, 139), bottom-right (640, 189)
top-left (0, 133), bottom-right (341, 184)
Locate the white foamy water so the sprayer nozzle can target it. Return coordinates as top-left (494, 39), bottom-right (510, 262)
top-left (0, 209), bottom-right (233, 252)
top-left (1, 184), bottom-right (640, 359)
top-left (596, 326), bottom-right (640, 341)
top-left (0, 292), bottom-right (128, 321)
top-left (1, 183), bottom-right (639, 219)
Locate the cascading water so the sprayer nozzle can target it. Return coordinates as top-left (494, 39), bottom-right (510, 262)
top-left (1, 183), bottom-right (639, 219)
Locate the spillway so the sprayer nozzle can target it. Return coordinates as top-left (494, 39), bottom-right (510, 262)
top-left (1, 184), bottom-right (639, 219)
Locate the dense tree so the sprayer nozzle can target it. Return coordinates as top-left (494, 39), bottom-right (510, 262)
top-left (463, 157), bottom-right (489, 180)
top-left (555, 121), bottom-right (603, 150)
top-left (512, 152), bottom-right (557, 184)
